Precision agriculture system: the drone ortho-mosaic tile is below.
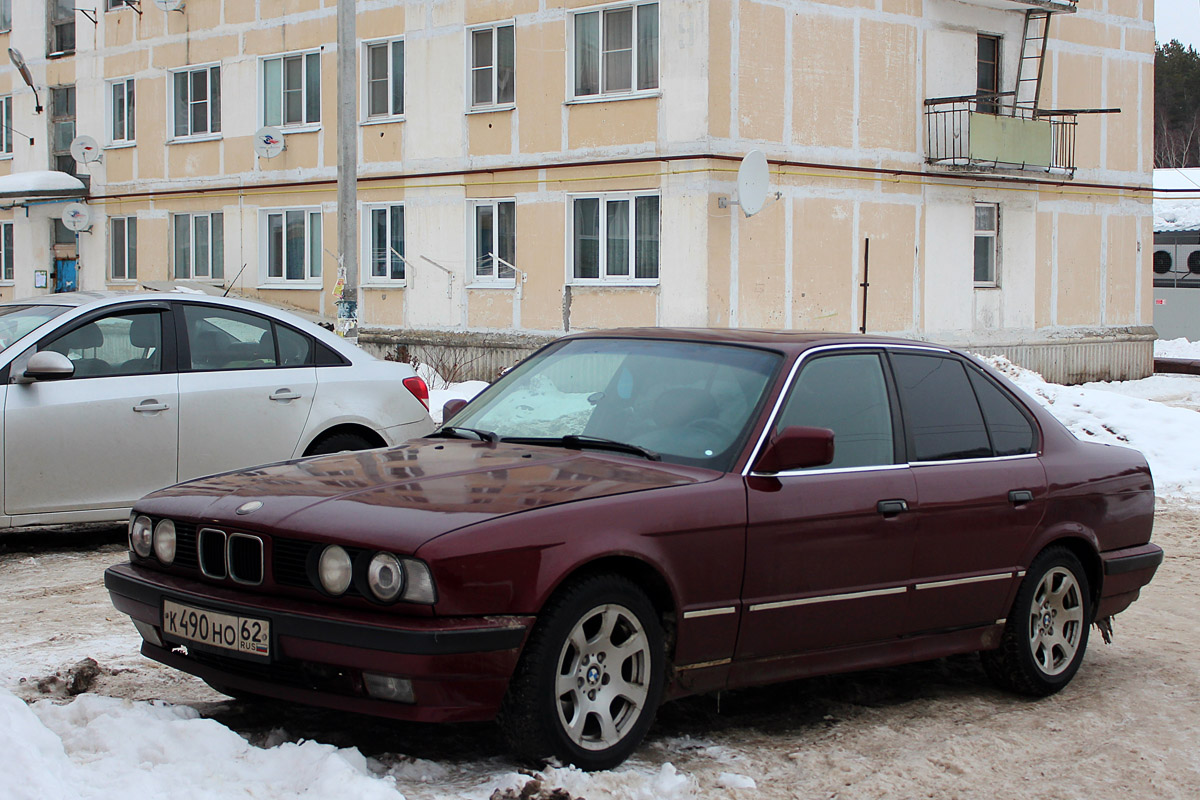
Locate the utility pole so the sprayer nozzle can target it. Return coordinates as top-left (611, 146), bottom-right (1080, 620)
top-left (336, 0), bottom-right (358, 339)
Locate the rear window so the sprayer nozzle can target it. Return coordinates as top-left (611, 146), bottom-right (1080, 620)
top-left (967, 367), bottom-right (1038, 456)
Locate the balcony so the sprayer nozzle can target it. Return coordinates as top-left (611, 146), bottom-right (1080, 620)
top-left (951, 0), bottom-right (1076, 12)
top-left (924, 93), bottom-right (1077, 177)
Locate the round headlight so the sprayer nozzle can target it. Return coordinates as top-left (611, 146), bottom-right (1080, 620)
top-left (153, 519), bottom-right (177, 565)
top-left (367, 552), bottom-right (405, 603)
top-left (130, 515), bottom-right (153, 558)
top-left (318, 545), bottom-right (353, 595)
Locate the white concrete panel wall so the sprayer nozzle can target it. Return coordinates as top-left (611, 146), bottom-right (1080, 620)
top-left (403, 30), bottom-right (466, 164)
top-left (660, 0), bottom-right (709, 149)
top-left (405, 187), bottom-right (468, 328)
top-left (659, 188), bottom-right (710, 327)
top-left (922, 198), bottom-right (974, 332)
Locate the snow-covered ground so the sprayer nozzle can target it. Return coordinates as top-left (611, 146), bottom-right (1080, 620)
top-left (3, 343), bottom-right (1200, 800)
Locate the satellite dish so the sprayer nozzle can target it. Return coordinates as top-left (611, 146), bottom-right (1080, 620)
top-left (61, 203), bottom-right (92, 232)
top-left (153, 0), bottom-right (185, 11)
top-left (70, 135), bottom-right (102, 164)
top-left (253, 127), bottom-right (286, 159)
top-left (736, 150), bottom-right (770, 218)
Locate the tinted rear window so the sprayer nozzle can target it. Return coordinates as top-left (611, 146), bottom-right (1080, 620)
top-left (891, 353), bottom-right (991, 462)
top-left (967, 367), bottom-right (1037, 456)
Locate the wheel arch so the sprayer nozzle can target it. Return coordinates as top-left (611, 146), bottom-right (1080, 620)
top-left (1048, 536), bottom-right (1104, 616)
top-left (301, 423), bottom-right (387, 456)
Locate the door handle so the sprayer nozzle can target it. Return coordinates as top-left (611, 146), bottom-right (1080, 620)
top-left (133, 400), bottom-right (169, 413)
top-left (1008, 489), bottom-right (1034, 506)
top-left (876, 499), bottom-right (908, 517)
top-left (270, 389), bottom-right (302, 401)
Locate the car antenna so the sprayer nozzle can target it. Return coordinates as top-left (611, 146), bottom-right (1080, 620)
top-left (223, 264), bottom-right (248, 297)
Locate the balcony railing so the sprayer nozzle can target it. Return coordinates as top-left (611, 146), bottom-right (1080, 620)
top-left (924, 93), bottom-right (1077, 176)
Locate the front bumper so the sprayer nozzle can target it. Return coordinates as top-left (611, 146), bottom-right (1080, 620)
top-left (104, 562), bottom-right (533, 722)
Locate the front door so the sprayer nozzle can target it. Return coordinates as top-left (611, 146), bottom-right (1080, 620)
top-left (735, 350), bottom-right (916, 673)
top-left (54, 259), bottom-right (77, 293)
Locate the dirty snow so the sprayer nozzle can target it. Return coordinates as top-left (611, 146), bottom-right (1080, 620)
top-left (2, 355), bottom-right (1200, 799)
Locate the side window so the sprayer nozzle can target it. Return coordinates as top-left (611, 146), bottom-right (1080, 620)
top-left (775, 352), bottom-right (895, 470)
top-left (276, 325), bottom-right (312, 366)
top-left (43, 311), bottom-right (163, 378)
top-left (967, 367), bottom-right (1037, 456)
top-left (891, 353), bottom-right (990, 462)
top-left (183, 306), bottom-right (276, 371)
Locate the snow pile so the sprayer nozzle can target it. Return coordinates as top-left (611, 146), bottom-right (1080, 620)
top-left (983, 356), bottom-right (1200, 501)
top-left (1154, 337), bottom-right (1200, 360)
top-left (1154, 168), bottom-right (1200, 232)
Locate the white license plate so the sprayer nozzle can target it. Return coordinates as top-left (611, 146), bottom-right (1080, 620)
top-left (162, 599), bottom-right (271, 659)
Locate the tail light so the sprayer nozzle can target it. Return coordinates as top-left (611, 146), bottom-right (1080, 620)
top-left (403, 376), bottom-right (430, 409)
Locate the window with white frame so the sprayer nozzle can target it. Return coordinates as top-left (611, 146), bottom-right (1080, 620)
top-left (263, 51), bottom-right (321, 128)
top-left (110, 78), bottom-right (135, 144)
top-left (974, 203), bottom-right (998, 285)
top-left (572, 193), bottom-right (659, 282)
top-left (172, 65), bottom-right (221, 139)
top-left (1, 221), bottom-right (12, 282)
top-left (473, 200), bottom-right (515, 283)
top-left (364, 39), bottom-right (404, 119)
top-left (572, 2), bottom-right (658, 99)
top-left (470, 23), bottom-right (515, 109)
top-left (106, 0), bottom-right (136, 9)
top-left (1, 95), bottom-right (12, 156)
top-left (0, 0), bottom-right (10, 33)
top-left (365, 204), bottom-right (405, 282)
top-left (110, 217), bottom-right (137, 281)
top-left (263, 209), bottom-right (322, 283)
top-left (174, 213), bottom-right (224, 280)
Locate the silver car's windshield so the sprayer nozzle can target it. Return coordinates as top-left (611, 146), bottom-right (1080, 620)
top-left (446, 338), bottom-right (782, 471)
top-left (0, 305), bottom-right (70, 355)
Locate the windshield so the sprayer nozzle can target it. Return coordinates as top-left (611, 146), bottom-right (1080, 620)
top-left (447, 337), bottom-right (782, 471)
top-left (0, 305), bottom-right (71, 355)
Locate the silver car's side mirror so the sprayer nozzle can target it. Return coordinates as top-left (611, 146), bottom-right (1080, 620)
top-left (22, 351), bottom-right (76, 382)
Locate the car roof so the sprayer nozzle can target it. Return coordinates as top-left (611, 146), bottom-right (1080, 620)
top-left (563, 327), bottom-right (944, 354)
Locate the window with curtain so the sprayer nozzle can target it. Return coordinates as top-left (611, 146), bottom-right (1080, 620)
top-left (0, 0), bottom-right (11, 32)
top-left (364, 39), bottom-right (405, 118)
top-left (365, 204), bottom-right (405, 282)
top-left (172, 66), bottom-right (221, 138)
top-left (173, 213), bottom-right (224, 280)
top-left (1, 96), bottom-right (12, 155)
top-left (572, 193), bottom-right (659, 283)
top-left (263, 209), bottom-right (322, 283)
top-left (473, 200), bottom-right (516, 282)
top-left (470, 23), bottom-right (515, 108)
top-left (263, 51), bottom-right (321, 127)
top-left (110, 217), bottom-right (138, 281)
top-left (573, 2), bottom-right (658, 99)
top-left (110, 78), bottom-right (135, 143)
top-left (1, 222), bottom-right (13, 282)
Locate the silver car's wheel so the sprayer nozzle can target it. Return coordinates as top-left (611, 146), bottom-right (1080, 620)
top-left (554, 603), bottom-right (652, 752)
top-left (1027, 566), bottom-right (1085, 676)
top-left (499, 574), bottom-right (665, 771)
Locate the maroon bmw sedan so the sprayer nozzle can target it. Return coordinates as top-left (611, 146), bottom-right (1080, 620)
top-left (106, 329), bottom-right (1163, 769)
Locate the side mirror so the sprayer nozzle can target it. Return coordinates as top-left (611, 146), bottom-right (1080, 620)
top-left (441, 397), bottom-right (468, 420)
top-left (22, 351), bottom-right (76, 382)
top-left (753, 425), bottom-right (835, 474)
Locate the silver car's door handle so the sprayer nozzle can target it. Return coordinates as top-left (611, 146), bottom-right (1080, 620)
top-left (270, 389), bottom-right (302, 401)
top-left (133, 400), bottom-right (169, 413)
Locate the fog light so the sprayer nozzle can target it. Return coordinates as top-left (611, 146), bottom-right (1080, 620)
top-left (153, 519), bottom-right (177, 565)
top-left (132, 620), bottom-right (163, 648)
top-left (362, 672), bottom-right (415, 703)
top-left (318, 545), bottom-right (353, 595)
top-left (130, 515), bottom-right (153, 558)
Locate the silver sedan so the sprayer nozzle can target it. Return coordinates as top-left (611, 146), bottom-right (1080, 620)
top-left (0, 291), bottom-right (434, 528)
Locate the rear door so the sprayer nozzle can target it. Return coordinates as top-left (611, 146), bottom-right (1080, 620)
top-left (175, 303), bottom-right (317, 481)
top-left (889, 351), bottom-right (1046, 634)
top-left (4, 307), bottom-right (178, 515)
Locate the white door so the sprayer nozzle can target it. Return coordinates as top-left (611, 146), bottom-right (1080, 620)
top-left (176, 304), bottom-right (317, 481)
top-left (4, 310), bottom-right (178, 516)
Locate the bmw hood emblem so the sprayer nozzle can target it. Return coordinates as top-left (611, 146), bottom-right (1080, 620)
top-left (236, 501), bottom-right (264, 515)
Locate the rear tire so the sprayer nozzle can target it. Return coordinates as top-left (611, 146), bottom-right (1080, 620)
top-left (307, 432), bottom-right (376, 455)
top-left (982, 547), bottom-right (1091, 697)
top-left (498, 574), bottom-right (665, 771)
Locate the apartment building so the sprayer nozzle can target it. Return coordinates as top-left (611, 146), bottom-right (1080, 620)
top-left (0, 0), bottom-right (1155, 382)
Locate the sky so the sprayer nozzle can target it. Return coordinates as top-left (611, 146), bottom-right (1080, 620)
top-left (1158, 0), bottom-right (1200, 48)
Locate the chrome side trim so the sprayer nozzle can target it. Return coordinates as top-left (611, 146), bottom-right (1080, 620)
top-left (682, 606), bottom-right (737, 620)
top-left (749, 585), bottom-right (906, 613)
top-left (995, 618), bottom-right (1007, 625)
top-left (908, 453), bottom-right (1039, 468)
top-left (752, 462), bottom-right (910, 479)
top-left (676, 658), bottom-right (733, 671)
top-left (1016, 570), bottom-right (1026, 578)
top-left (914, 573), bottom-right (1012, 591)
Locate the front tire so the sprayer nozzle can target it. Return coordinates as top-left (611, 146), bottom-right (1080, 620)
top-left (499, 574), bottom-right (665, 771)
top-left (982, 547), bottom-right (1091, 696)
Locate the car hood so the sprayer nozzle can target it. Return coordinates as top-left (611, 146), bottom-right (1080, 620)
top-left (136, 439), bottom-right (717, 551)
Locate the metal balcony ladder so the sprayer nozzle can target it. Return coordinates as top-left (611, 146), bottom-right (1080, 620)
top-left (1011, 9), bottom-right (1052, 113)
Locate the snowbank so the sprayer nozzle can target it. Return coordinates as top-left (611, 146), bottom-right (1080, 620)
top-left (1154, 337), bottom-right (1200, 360)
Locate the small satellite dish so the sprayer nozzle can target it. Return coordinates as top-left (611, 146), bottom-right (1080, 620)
top-left (253, 126), bottom-right (286, 159)
top-left (736, 150), bottom-right (770, 218)
top-left (61, 203), bottom-right (92, 232)
top-left (153, 0), bottom-right (185, 11)
top-left (70, 135), bottom-right (102, 164)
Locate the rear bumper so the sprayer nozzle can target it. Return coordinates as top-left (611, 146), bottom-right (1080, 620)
top-left (1096, 543), bottom-right (1164, 619)
top-left (104, 563), bottom-right (532, 722)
